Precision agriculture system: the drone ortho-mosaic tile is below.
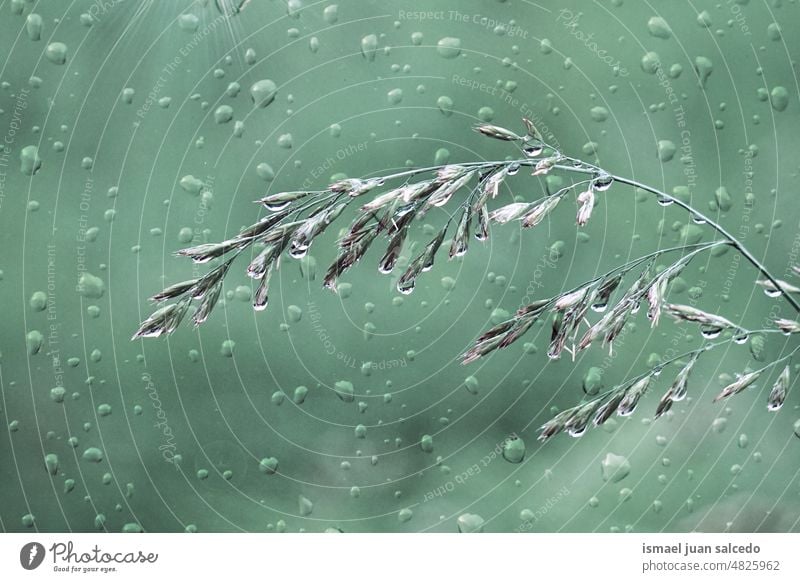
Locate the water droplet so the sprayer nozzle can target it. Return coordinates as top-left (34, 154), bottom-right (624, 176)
top-left (737, 433), bottom-right (749, 448)
top-left (277, 133), bottom-right (293, 149)
top-left (434, 148), bottom-right (450, 165)
top-left (250, 79), bottom-right (278, 108)
top-left (178, 14), bottom-right (200, 32)
top-left (360, 34), bottom-right (378, 61)
top-left (44, 453), bottom-right (59, 475)
top-left (334, 380), bottom-right (355, 402)
top-left (293, 386), bottom-right (308, 404)
top-left (592, 173), bottom-right (614, 191)
top-left (464, 375), bottom-right (479, 395)
top-left (441, 276), bottom-right (456, 291)
top-left (641, 51), bottom-right (661, 74)
top-left (589, 106), bottom-right (609, 122)
top-left (20, 145), bottom-right (42, 176)
top-left (82, 447), bottom-right (104, 463)
top-left (770, 86), bottom-right (790, 112)
top-left (221, 339), bottom-right (235, 357)
top-left (502, 436), bottom-right (525, 463)
top-left (298, 495), bottom-right (313, 516)
top-left (259, 457), bottom-right (278, 474)
top-left (323, 4), bottom-right (338, 24)
top-left (656, 196), bottom-right (674, 206)
top-left (694, 56), bottom-right (713, 88)
top-left (77, 272), bottom-right (105, 298)
top-left (26, 14), bottom-right (43, 41)
top-left (647, 16), bottom-right (672, 39)
top-left (287, 305), bottom-right (303, 322)
top-left (437, 95), bottom-right (454, 116)
top-left (387, 88), bottom-right (403, 104)
top-left (420, 434), bottom-right (434, 453)
top-left (477, 106), bottom-right (494, 121)
top-left (657, 140), bottom-right (676, 162)
top-left (436, 37), bottom-right (462, 59)
top-left (456, 513), bottom-right (484, 533)
top-left (601, 452), bottom-right (630, 483)
top-left (524, 143), bottom-right (544, 157)
top-left (287, 0), bottom-right (303, 18)
top-left (179, 174), bottom-right (204, 194)
top-left (29, 291), bottom-right (47, 311)
top-left (45, 42), bottom-right (68, 65)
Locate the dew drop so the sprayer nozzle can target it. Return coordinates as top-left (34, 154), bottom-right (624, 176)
top-left (436, 37), bottom-right (462, 59)
top-left (601, 452), bottom-right (631, 483)
top-left (501, 436), bottom-right (525, 463)
top-left (45, 42), bottom-right (68, 65)
top-left (361, 34), bottom-right (378, 61)
top-left (250, 79), bottom-right (278, 108)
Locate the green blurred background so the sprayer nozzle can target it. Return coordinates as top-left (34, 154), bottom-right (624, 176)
top-left (1, 0), bottom-right (799, 533)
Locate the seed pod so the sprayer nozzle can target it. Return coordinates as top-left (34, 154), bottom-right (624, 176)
top-left (714, 371), bottom-right (760, 402)
top-left (489, 202), bottom-right (532, 224)
top-left (521, 117), bottom-right (542, 140)
top-left (132, 301), bottom-right (191, 339)
top-left (618, 376), bottom-right (651, 416)
top-left (593, 391), bottom-right (626, 426)
top-left (669, 353), bottom-right (699, 402)
top-left (150, 279), bottom-right (199, 303)
top-left (755, 278), bottom-right (800, 295)
top-left (176, 240), bottom-right (243, 264)
top-left (538, 408), bottom-right (575, 442)
top-left (448, 206), bottom-right (472, 259)
top-left (192, 284), bottom-right (222, 326)
top-left (253, 265), bottom-right (273, 311)
top-left (664, 303), bottom-right (737, 331)
top-left (775, 318), bottom-right (800, 334)
top-left (498, 317), bottom-right (536, 349)
top-left (521, 195), bottom-right (561, 228)
top-left (767, 365), bottom-right (790, 411)
top-left (426, 170), bottom-right (475, 208)
top-left (258, 191), bottom-right (311, 211)
top-left (575, 187), bottom-right (595, 226)
top-left (654, 390), bottom-right (674, 419)
top-left (564, 401), bottom-right (599, 437)
top-left (592, 274), bottom-right (623, 312)
top-left (474, 123), bottom-right (521, 141)
top-left (378, 227), bottom-right (408, 274)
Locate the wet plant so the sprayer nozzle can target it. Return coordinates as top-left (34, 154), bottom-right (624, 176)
top-left (135, 118), bottom-right (800, 442)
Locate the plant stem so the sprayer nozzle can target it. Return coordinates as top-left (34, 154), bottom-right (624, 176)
top-left (582, 327), bottom-right (794, 407)
top-left (611, 175), bottom-right (800, 314)
top-left (548, 162), bottom-right (800, 314)
top-left (548, 240), bottom-right (726, 307)
top-left (380, 154), bottom-right (800, 316)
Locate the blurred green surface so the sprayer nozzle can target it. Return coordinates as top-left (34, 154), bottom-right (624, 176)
top-left (0, 0), bottom-right (799, 533)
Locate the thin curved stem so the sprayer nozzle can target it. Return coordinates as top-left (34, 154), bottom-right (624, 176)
top-left (550, 162), bottom-right (800, 315)
top-left (610, 174), bottom-right (800, 314)
top-left (554, 240), bottom-right (727, 305)
top-left (583, 327), bottom-right (794, 407)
